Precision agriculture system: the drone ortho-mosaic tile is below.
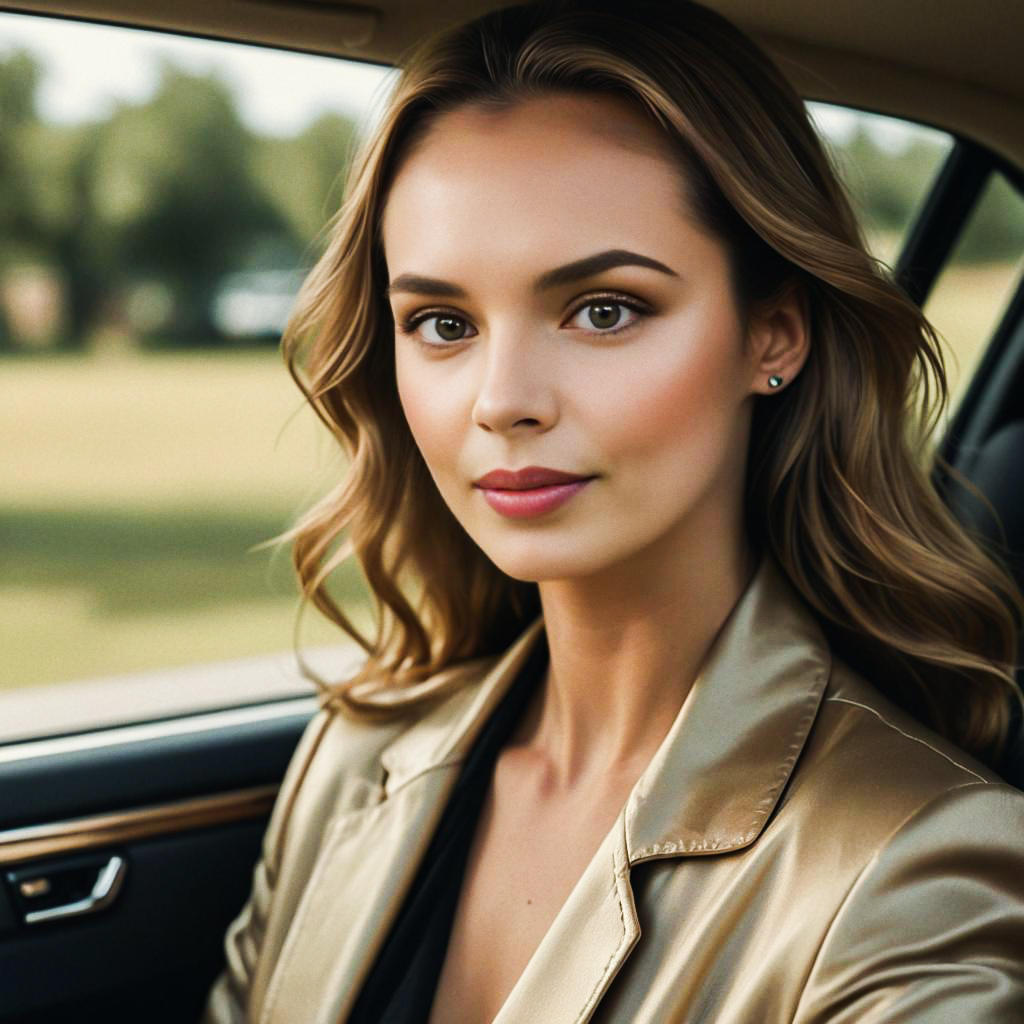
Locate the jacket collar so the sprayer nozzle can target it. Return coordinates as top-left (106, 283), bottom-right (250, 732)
top-left (378, 616), bottom-right (548, 790)
top-left (380, 549), bottom-right (831, 860)
top-left (623, 551), bottom-right (831, 860)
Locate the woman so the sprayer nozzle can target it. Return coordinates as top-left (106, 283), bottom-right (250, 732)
top-left (202, 1), bottom-right (1024, 1021)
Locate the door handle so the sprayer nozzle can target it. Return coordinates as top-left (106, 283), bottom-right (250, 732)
top-left (7, 853), bottom-right (127, 925)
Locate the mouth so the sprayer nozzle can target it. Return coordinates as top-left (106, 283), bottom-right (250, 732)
top-left (473, 472), bottom-right (597, 520)
top-left (473, 466), bottom-right (595, 490)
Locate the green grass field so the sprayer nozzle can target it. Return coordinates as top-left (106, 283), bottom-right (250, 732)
top-left (2, 349), bottom-right (373, 689)
top-left (2, 260), bottom-right (1019, 691)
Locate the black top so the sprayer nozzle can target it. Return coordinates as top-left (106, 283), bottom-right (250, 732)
top-left (346, 630), bottom-right (550, 1024)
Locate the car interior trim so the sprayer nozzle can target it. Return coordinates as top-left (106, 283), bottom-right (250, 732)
top-left (0, 784), bottom-right (279, 866)
top-left (20, 853), bottom-right (128, 924)
top-left (0, 696), bottom-right (319, 766)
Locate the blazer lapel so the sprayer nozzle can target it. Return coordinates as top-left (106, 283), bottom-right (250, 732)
top-left (623, 552), bottom-right (831, 861)
top-left (258, 765), bottom-right (460, 1024)
top-left (493, 814), bottom-right (641, 1024)
top-left (258, 618), bottom-right (548, 1024)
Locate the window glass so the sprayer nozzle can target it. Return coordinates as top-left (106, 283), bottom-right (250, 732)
top-left (807, 104), bottom-right (1024, 437)
top-left (1, 23), bottom-right (1009, 712)
top-left (0, 15), bottom-right (392, 696)
top-left (807, 102), bottom-right (953, 267)
top-left (924, 172), bottom-right (1024, 415)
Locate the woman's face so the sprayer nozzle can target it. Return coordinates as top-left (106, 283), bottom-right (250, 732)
top-left (382, 91), bottom-right (790, 583)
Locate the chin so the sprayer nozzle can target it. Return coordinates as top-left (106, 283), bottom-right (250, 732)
top-left (473, 530), bottom-right (617, 584)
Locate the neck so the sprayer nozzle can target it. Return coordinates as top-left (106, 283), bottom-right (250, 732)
top-left (517, 531), bottom-right (757, 791)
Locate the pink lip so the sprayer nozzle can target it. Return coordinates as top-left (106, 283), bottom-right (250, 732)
top-left (474, 466), bottom-right (593, 489)
top-left (473, 466), bottom-right (597, 520)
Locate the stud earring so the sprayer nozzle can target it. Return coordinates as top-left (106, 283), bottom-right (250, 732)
top-left (767, 374), bottom-right (784, 389)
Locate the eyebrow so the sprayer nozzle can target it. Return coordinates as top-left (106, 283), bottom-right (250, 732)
top-left (384, 248), bottom-right (678, 299)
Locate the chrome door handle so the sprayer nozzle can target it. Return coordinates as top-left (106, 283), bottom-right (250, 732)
top-left (12, 854), bottom-right (127, 925)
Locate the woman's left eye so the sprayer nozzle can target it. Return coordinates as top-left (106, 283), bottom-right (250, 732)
top-left (567, 300), bottom-right (643, 334)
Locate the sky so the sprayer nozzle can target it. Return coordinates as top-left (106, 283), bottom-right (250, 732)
top-left (0, 9), bottom-right (942, 154)
top-left (0, 10), bottom-right (396, 137)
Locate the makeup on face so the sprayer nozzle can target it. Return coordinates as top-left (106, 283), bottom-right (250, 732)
top-left (383, 92), bottom-right (759, 583)
top-left (473, 467), bottom-right (599, 520)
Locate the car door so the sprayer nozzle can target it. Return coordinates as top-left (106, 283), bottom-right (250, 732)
top-left (0, 696), bottom-right (316, 1022)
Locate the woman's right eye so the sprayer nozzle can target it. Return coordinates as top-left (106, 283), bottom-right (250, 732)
top-left (404, 313), bottom-right (477, 346)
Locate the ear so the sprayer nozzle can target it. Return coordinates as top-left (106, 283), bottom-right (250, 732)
top-left (746, 284), bottom-right (810, 396)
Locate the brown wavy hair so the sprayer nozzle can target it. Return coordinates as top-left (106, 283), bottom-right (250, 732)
top-left (279, 0), bottom-right (1023, 759)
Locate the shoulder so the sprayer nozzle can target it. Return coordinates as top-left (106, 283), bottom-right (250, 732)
top-left (776, 655), bottom-right (1024, 887)
top-left (785, 660), bottom-right (1024, 1018)
top-left (788, 660), bottom-right (1024, 1019)
top-left (793, 654), bottom-right (1013, 813)
top-left (765, 643), bottom-right (1024, 862)
top-left (267, 650), bottom-right (500, 866)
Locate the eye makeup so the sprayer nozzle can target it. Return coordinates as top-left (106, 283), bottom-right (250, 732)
top-left (396, 290), bottom-right (654, 348)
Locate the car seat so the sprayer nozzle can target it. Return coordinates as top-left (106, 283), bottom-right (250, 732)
top-left (944, 419), bottom-right (1024, 788)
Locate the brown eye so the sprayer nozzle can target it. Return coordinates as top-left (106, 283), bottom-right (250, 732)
top-left (567, 299), bottom-right (643, 335)
top-left (435, 316), bottom-right (468, 340)
top-left (588, 303), bottom-right (622, 329)
top-left (414, 313), bottom-right (476, 345)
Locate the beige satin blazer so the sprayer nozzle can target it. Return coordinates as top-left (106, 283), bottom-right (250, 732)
top-left (201, 554), bottom-right (1024, 1023)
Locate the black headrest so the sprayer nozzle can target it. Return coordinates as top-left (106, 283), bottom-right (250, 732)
top-left (947, 420), bottom-right (1024, 592)
top-left (945, 420), bottom-right (1024, 788)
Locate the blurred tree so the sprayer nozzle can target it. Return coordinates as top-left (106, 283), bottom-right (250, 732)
top-left (0, 53), bottom-right (363, 349)
top-left (251, 111), bottom-right (359, 255)
top-left (0, 49), bottom-right (41, 241)
top-left (25, 123), bottom-right (106, 347)
top-left (829, 125), bottom-right (948, 259)
top-left (955, 173), bottom-right (1024, 265)
top-left (0, 49), bottom-right (43, 347)
top-left (88, 62), bottom-right (291, 342)
top-left (0, 50), bottom-right (112, 348)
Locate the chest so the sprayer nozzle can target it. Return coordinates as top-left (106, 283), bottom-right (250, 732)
top-left (426, 759), bottom-right (635, 1024)
top-left (260, 749), bottom-right (862, 1024)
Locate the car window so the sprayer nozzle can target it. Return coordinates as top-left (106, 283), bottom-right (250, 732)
top-left (0, 14), bottom-right (391, 721)
top-left (809, 103), bottom-right (1024, 432)
top-left (924, 172), bottom-right (1024, 413)
top-left (0, 18), bottom-right (1018, 735)
top-left (808, 103), bottom-right (953, 268)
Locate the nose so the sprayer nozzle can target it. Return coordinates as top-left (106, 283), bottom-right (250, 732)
top-left (471, 328), bottom-right (557, 435)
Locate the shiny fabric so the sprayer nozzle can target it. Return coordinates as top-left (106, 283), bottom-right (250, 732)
top-left (201, 553), bottom-right (1024, 1023)
top-left (347, 629), bottom-right (548, 1021)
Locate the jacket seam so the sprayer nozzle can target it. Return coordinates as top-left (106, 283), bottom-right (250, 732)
top-left (789, 779), bottom-right (989, 1020)
top-left (826, 695), bottom-right (988, 784)
top-left (383, 754), bottom-right (466, 797)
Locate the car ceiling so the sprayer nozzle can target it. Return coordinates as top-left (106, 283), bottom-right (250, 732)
top-left (2, 0), bottom-right (1023, 165)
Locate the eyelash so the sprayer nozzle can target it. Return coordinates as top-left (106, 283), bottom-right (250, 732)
top-left (398, 292), bottom-right (651, 348)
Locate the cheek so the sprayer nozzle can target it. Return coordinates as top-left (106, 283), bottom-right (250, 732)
top-left (586, 319), bottom-right (747, 476)
top-left (395, 350), bottom-right (464, 481)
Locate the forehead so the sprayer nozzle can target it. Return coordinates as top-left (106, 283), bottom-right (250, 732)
top-left (409, 90), bottom-right (678, 166)
top-left (380, 92), bottom-right (699, 262)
